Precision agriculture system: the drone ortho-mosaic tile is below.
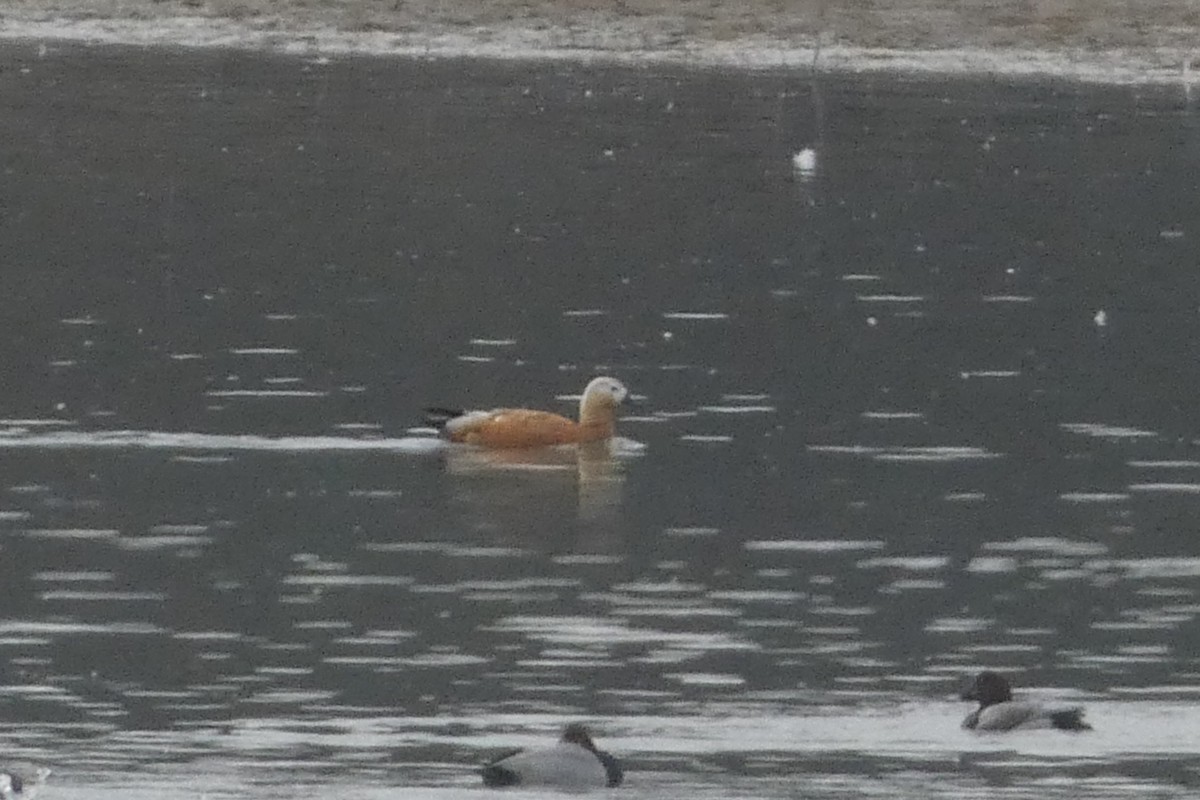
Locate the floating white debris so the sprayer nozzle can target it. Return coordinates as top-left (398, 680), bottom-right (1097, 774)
top-left (791, 147), bottom-right (818, 174)
top-left (1094, 309), bottom-right (1108, 327)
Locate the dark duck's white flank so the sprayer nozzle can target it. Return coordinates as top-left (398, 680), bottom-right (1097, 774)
top-left (0, 764), bottom-right (51, 800)
top-left (481, 723), bottom-right (623, 789)
top-left (961, 671), bottom-right (1091, 732)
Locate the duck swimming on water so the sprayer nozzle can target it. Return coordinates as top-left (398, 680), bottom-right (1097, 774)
top-left (961, 671), bottom-right (1091, 732)
top-left (481, 723), bottom-right (623, 789)
top-left (426, 377), bottom-right (628, 449)
top-left (0, 764), bottom-right (51, 800)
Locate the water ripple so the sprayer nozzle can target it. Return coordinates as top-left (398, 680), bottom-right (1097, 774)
top-left (0, 429), bottom-right (443, 453)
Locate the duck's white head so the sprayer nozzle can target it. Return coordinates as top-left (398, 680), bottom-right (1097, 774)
top-left (582, 376), bottom-right (628, 407)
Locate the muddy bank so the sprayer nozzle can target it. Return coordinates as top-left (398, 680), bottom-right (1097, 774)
top-left (2, 0), bottom-right (1199, 83)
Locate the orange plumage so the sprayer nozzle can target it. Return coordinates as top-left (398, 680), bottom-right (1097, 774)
top-left (425, 377), bottom-right (628, 449)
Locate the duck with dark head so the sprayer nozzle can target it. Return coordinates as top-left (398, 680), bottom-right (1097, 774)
top-left (481, 723), bottom-right (623, 789)
top-left (961, 670), bottom-right (1091, 732)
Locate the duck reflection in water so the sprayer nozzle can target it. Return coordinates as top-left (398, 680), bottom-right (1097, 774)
top-left (436, 437), bottom-right (633, 543)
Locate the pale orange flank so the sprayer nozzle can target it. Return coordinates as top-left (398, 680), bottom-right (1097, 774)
top-left (425, 377), bottom-right (629, 449)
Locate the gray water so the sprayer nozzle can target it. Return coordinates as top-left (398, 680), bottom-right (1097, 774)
top-left (2, 41), bottom-right (1200, 799)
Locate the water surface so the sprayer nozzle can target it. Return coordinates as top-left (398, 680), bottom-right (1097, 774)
top-left (2, 42), bottom-right (1200, 798)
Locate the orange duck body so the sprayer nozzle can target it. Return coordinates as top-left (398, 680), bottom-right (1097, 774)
top-left (425, 377), bottom-right (628, 450)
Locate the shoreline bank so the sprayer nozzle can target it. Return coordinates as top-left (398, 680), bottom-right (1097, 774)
top-left (1, 2), bottom-right (1198, 85)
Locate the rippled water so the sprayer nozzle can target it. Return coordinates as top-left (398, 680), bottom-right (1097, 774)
top-left (2, 41), bottom-right (1200, 798)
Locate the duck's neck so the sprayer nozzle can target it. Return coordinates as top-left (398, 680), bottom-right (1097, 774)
top-left (578, 397), bottom-right (616, 439)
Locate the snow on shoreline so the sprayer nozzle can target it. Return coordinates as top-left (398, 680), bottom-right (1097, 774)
top-left (0, 14), bottom-right (1197, 87)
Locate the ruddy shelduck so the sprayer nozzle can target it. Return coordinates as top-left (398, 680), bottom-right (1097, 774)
top-left (425, 377), bottom-right (628, 449)
top-left (480, 723), bottom-right (623, 789)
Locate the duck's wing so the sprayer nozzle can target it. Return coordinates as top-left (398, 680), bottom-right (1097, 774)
top-left (483, 747), bottom-right (525, 766)
top-left (439, 409), bottom-right (580, 448)
top-left (975, 701), bottom-right (1058, 731)
top-left (481, 747), bottom-right (526, 787)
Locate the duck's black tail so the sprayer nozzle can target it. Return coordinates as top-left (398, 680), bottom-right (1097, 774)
top-left (480, 763), bottom-right (520, 787)
top-left (423, 407), bottom-right (463, 430)
top-left (1049, 708), bottom-right (1092, 731)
